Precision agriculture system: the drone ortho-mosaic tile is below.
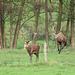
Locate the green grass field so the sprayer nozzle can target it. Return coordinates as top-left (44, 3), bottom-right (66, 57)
top-left (0, 47), bottom-right (75, 75)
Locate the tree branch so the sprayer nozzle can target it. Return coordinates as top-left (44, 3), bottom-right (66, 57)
top-left (19, 12), bottom-right (45, 30)
top-left (20, 15), bottom-right (35, 30)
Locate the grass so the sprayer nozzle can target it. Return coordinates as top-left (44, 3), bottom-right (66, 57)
top-left (0, 47), bottom-right (75, 75)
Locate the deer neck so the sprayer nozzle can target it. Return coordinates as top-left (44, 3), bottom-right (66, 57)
top-left (26, 45), bottom-right (31, 50)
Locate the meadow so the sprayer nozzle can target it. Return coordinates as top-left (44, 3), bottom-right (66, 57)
top-left (0, 46), bottom-right (75, 75)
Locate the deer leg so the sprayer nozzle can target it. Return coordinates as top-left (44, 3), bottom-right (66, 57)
top-left (35, 52), bottom-right (39, 62)
top-left (61, 44), bottom-right (65, 50)
top-left (57, 42), bottom-right (61, 54)
top-left (57, 42), bottom-right (59, 51)
top-left (59, 43), bottom-right (62, 54)
top-left (59, 50), bottom-right (61, 54)
top-left (59, 46), bottom-right (61, 54)
top-left (60, 42), bottom-right (66, 51)
top-left (30, 55), bottom-right (32, 63)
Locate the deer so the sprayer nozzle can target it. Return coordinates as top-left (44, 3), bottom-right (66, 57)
top-left (21, 32), bottom-right (40, 62)
top-left (53, 32), bottom-right (67, 54)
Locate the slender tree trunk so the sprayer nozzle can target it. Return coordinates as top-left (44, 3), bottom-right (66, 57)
top-left (33, 6), bottom-right (40, 44)
top-left (13, 0), bottom-right (25, 49)
top-left (49, 0), bottom-right (53, 24)
top-left (10, 0), bottom-right (13, 49)
top-left (45, 0), bottom-right (49, 49)
top-left (33, 0), bottom-right (41, 44)
top-left (0, 26), bottom-right (2, 50)
top-left (0, 7), bottom-right (2, 49)
top-left (55, 0), bottom-right (63, 48)
top-left (70, 0), bottom-right (74, 47)
top-left (1, 3), bottom-right (4, 48)
top-left (65, 14), bottom-right (70, 38)
top-left (56, 0), bottom-right (62, 32)
top-left (0, 0), bottom-right (6, 49)
top-left (1, 0), bottom-right (6, 49)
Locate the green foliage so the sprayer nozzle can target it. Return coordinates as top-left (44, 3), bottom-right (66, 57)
top-left (4, 0), bottom-right (75, 48)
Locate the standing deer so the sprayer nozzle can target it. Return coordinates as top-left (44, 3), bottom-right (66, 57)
top-left (21, 33), bottom-right (40, 62)
top-left (53, 32), bottom-right (67, 54)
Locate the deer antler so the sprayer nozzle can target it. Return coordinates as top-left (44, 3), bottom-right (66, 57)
top-left (24, 36), bottom-right (27, 42)
top-left (21, 32), bottom-right (24, 39)
top-left (33, 32), bottom-right (37, 40)
top-left (21, 32), bottom-right (27, 42)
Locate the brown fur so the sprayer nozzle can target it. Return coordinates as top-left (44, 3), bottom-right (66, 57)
top-left (26, 44), bottom-right (40, 55)
top-left (54, 32), bottom-right (67, 54)
top-left (57, 32), bottom-right (67, 44)
top-left (25, 41), bottom-right (40, 62)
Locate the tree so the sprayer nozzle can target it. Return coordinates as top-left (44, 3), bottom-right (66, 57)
top-left (45, 0), bottom-right (49, 49)
top-left (70, 0), bottom-right (74, 47)
top-left (33, 0), bottom-right (41, 44)
top-left (10, 0), bottom-right (13, 49)
top-left (65, 14), bottom-right (70, 38)
top-left (13, 0), bottom-right (25, 49)
top-left (56, 0), bottom-right (63, 33)
top-left (48, 0), bottom-right (54, 24)
top-left (1, 0), bottom-right (5, 48)
top-left (0, 0), bottom-right (7, 49)
top-left (0, 4), bottom-right (2, 49)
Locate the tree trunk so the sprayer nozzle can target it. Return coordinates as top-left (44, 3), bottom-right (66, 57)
top-left (45, 0), bottom-right (49, 49)
top-left (0, 26), bottom-right (2, 50)
top-left (1, 0), bottom-right (6, 49)
top-left (55, 0), bottom-right (63, 48)
top-left (0, 7), bottom-right (2, 49)
top-left (70, 0), bottom-right (74, 47)
top-left (1, 3), bottom-right (4, 48)
top-left (13, 0), bottom-right (25, 49)
top-left (65, 14), bottom-right (70, 38)
top-left (49, 0), bottom-right (53, 24)
top-left (10, 0), bottom-right (13, 49)
top-left (33, 1), bottom-right (40, 44)
top-left (33, 8), bottom-right (40, 44)
top-left (0, 0), bottom-right (6, 49)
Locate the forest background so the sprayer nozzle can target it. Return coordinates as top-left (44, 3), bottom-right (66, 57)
top-left (0, 0), bottom-right (75, 49)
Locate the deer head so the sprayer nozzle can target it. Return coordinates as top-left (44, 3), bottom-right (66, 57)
top-left (53, 32), bottom-right (62, 39)
top-left (24, 40), bottom-right (31, 48)
top-left (53, 33), bottom-right (58, 39)
top-left (21, 32), bottom-right (37, 49)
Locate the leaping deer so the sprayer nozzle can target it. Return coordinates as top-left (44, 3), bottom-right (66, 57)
top-left (53, 32), bottom-right (67, 54)
top-left (21, 32), bottom-right (40, 62)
